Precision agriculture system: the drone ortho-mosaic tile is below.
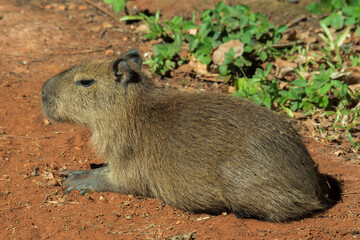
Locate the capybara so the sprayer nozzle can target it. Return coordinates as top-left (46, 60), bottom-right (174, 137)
top-left (41, 49), bottom-right (334, 222)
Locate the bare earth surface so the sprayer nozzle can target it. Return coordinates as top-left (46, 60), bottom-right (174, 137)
top-left (0, 0), bottom-right (359, 239)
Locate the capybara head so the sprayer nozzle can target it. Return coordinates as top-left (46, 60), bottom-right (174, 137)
top-left (41, 49), bottom-right (151, 126)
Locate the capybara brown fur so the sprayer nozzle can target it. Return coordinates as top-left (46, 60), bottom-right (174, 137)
top-left (41, 49), bottom-right (335, 222)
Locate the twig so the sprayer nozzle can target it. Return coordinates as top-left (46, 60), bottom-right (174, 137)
top-left (269, 41), bottom-right (305, 49)
top-left (200, 77), bottom-right (225, 83)
top-left (58, 46), bottom-right (112, 56)
top-left (0, 206), bottom-right (24, 211)
top-left (287, 14), bottom-right (307, 28)
top-left (2, 46), bottom-right (113, 58)
top-left (7, 135), bottom-right (51, 139)
top-left (84, 0), bottom-right (117, 20)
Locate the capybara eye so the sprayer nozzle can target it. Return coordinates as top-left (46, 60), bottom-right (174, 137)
top-left (75, 79), bottom-right (95, 87)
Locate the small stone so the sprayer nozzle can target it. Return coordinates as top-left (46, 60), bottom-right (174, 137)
top-left (102, 22), bottom-right (112, 29)
top-left (68, 3), bottom-right (77, 10)
top-left (56, 4), bottom-right (66, 11)
top-left (48, 179), bottom-right (58, 186)
top-left (78, 5), bottom-right (87, 11)
top-left (105, 49), bottom-right (114, 56)
top-left (227, 86), bottom-right (235, 94)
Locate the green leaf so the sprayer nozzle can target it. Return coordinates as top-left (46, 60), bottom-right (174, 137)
top-left (355, 26), bottom-right (360, 36)
top-left (276, 25), bottom-right (288, 34)
top-left (244, 45), bottom-right (254, 53)
top-left (198, 55), bottom-right (212, 65)
top-left (250, 94), bottom-right (263, 105)
top-left (195, 42), bottom-right (212, 56)
top-left (143, 32), bottom-right (159, 40)
top-left (155, 10), bottom-right (160, 21)
top-left (183, 21), bottom-right (197, 30)
top-left (290, 101), bottom-right (299, 112)
top-left (322, 12), bottom-right (344, 30)
top-left (235, 78), bottom-right (247, 90)
top-left (165, 59), bottom-right (175, 69)
top-left (303, 101), bottom-right (315, 111)
top-left (264, 95), bottom-right (272, 109)
top-left (292, 79), bottom-right (307, 87)
top-left (318, 83), bottom-right (332, 95)
top-left (240, 31), bottom-right (252, 44)
top-left (332, 80), bottom-right (342, 89)
top-left (319, 96), bottom-right (329, 108)
top-left (306, 0), bottom-right (332, 14)
top-left (282, 106), bottom-right (295, 118)
top-left (104, 0), bottom-right (127, 13)
top-left (306, 2), bottom-right (319, 14)
top-left (219, 64), bottom-right (228, 76)
top-left (120, 15), bottom-right (144, 21)
top-left (233, 90), bottom-right (247, 98)
top-left (186, 34), bottom-right (198, 51)
top-left (171, 16), bottom-right (183, 26)
top-left (305, 86), bottom-right (316, 96)
top-left (259, 51), bottom-right (268, 62)
top-left (336, 26), bottom-right (351, 48)
top-left (288, 91), bottom-right (300, 100)
top-left (264, 63), bottom-right (273, 75)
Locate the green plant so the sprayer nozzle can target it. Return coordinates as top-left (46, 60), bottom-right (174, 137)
top-left (185, 2), bottom-right (286, 72)
top-left (121, 2), bottom-right (360, 152)
top-left (307, 0), bottom-right (360, 33)
top-left (312, 22), bottom-right (351, 68)
top-left (121, 11), bottom-right (194, 41)
top-left (104, 0), bottom-right (128, 13)
top-left (348, 132), bottom-right (360, 153)
top-left (124, 3), bottom-right (286, 77)
top-left (121, 11), bottom-right (164, 39)
top-left (350, 55), bottom-right (360, 67)
top-left (288, 67), bottom-right (354, 113)
top-left (144, 37), bottom-right (183, 75)
top-left (233, 64), bottom-right (358, 118)
top-left (218, 48), bottom-right (252, 79)
top-left (233, 63), bottom-right (281, 109)
top-left (328, 105), bottom-right (360, 153)
top-left (121, 12), bottom-right (195, 75)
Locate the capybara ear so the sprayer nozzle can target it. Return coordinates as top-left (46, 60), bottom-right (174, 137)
top-left (112, 57), bottom-right (125, 79)
top-left (112, 58), bottom-right (139, 87)
top-left (124, 49), bottom-right (142, 66)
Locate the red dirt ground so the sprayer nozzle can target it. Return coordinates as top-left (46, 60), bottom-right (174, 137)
top-left (0, 0), bottom-right (359, 239)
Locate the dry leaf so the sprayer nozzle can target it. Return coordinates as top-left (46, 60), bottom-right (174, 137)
top-left (278, 66), bottom-right (295, 78)
top-left (188, 29), bottom-right (197, 35)
top-left (135, 24), bottom-right (150, 34)
top-left (189, 55), bottom-right (208, 75)
top-left (212, 40), bottom-right (244, 65)
top-left (193, 61), bottom-right (208, 75)
top-left (274, 58), bottom-right (297, 79)
top-left (346, 67), bottom-right (360, 85)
